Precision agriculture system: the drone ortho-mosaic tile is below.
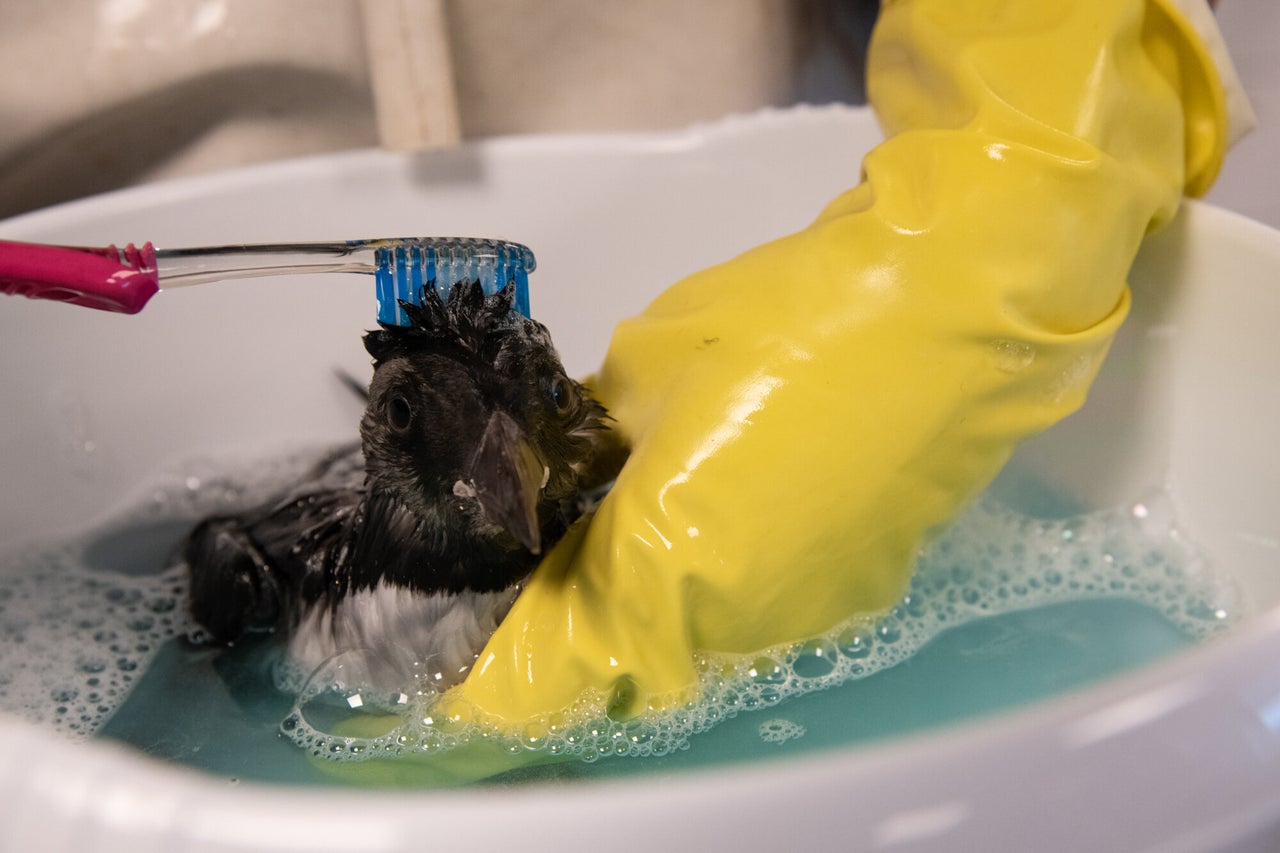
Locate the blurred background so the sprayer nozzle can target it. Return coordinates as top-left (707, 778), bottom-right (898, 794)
top-left (0, 0), bottom-right (1273, 228)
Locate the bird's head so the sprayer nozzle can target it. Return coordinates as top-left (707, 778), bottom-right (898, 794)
top-left (360, 281), bottom-right (608, 563)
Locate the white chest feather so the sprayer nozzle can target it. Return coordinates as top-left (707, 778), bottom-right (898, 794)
top-left (284, 583), bottom-right (522, 694)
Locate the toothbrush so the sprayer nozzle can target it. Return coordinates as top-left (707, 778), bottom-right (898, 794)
top-left (0, 237), bottom-right (536, 325)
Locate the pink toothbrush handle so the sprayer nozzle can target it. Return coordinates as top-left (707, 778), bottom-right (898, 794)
top-left (0, 240), bottom-right (160, 315)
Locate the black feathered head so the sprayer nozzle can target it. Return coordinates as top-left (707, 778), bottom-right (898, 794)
top-left (357, 281), bottom-right (608, 584)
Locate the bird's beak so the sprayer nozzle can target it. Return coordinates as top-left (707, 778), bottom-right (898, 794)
top-left (467, 410), bottom-right (547, 554)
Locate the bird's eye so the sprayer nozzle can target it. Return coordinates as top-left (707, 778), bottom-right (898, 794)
top-left (387, 396), bottom-right (413, 432)
top-left (549, 375), bottom-right (576, 416)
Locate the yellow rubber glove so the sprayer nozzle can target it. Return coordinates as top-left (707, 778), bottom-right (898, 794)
top-left (361, 0), bottom-right (1228, 772)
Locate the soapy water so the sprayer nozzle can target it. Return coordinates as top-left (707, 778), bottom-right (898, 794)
top-left (0, 459), bottom-right (284, 739)
top-left (277, 491), bottom-right (1233, 765)
top-left (0, 560), bottom-right (186, 738)
top-left (0, 453), bottom-right (1238, 772)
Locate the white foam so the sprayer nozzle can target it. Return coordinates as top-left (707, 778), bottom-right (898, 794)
top-left (0, 450), bottom-right (344, 741)
top-left (0, 554), bottom-right (188, 739)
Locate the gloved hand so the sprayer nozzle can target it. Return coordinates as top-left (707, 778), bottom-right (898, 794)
top-left (339, 0), bottom-right (1233, 781)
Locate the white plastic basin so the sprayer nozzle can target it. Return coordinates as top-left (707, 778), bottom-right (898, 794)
top-left (2, 106), bottom-right (1279, 852)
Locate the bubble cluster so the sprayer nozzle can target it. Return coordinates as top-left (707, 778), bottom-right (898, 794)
top-left (0, 554), bottom-right (188, 739)
top-left (758, 718), bottom-right (806, 745)
top-left (280, 493), bottom-right (1237, 765)
top-left (0, 450), bottom-right (345, 741)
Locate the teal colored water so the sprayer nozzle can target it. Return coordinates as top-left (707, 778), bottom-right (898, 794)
top-left (0, 460), bottom-right (1234, 788)
top-left (97, 596), bottom-right (1192, 787)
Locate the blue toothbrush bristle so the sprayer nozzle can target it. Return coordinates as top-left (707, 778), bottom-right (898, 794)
top-left (373, 238), bottom-right (535, 326)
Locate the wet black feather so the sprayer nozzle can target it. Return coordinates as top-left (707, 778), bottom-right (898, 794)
top-left (184, 280), bottom-right (611, 649)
